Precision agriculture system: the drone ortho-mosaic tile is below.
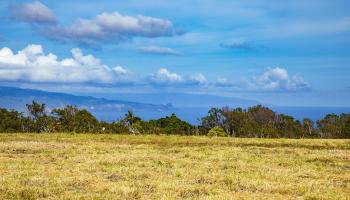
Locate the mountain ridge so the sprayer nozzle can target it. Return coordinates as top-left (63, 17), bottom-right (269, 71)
top-left (0, 86), bottom-right (260, 123)
top-left (0, 86), bottom-right (171, 113)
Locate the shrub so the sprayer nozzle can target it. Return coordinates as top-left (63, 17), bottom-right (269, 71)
top-left (207, 126), bottom-right (227, 137)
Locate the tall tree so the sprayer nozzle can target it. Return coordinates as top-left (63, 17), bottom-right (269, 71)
top-left (52, 105), bottom-right (79, 132)
top-left (302, 118), bottom-right (314, 138)
top-left (123, 110), bottom-right (141, 126)
top-left (26, 101), bottom-right (49, 132)
top-left (339, 113), bottom-right (350, 138)
top-left (201, 108), bottom-right (224, 129)
top-left (317, 114), bottom-right (341, 138)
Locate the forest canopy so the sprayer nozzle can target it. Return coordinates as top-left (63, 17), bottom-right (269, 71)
top-left (0, 101), bottom-right (349, 138)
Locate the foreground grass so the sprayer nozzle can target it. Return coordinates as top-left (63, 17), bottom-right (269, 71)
top-left (0, 134), bottom-right (349, 199)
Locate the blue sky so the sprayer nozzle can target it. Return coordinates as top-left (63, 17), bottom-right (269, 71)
top-left (0, 0), bottom-right (350, 106)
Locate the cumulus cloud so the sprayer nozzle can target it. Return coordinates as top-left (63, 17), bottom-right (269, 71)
top-left (0, 45), bottom-right (309, 92)
top-left (112, 66), bottom-right (129, 75)
top-left (138, 46), bottom-right (183, 56)
top-left (0, 45), bottom-right (310, 92)
top-left (0, 44), bottom-right (134, 84)
top-left (147, 68), bottom-right (209, 87)
top-left (149, 68), bottom-right (182, 85)
top-left (189, 73), bottom-right (207, 85)
top-left (43, 12), bottom-right (183, 46)
top-left (9, 1), bottom-right (57, 24)
top-left (0, 44), bottom-right (210, 89)
top-left (249, 67), bottom-right (310, 91)
top-left (216, 67), bottom-right (310, 91)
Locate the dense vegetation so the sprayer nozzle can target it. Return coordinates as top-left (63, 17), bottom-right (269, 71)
top-left (0, 101), bottom-right (349, 138)
top-left (201, 106), bottom-right (350, 138)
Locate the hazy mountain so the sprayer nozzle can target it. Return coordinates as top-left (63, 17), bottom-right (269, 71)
top-left (0, 86), bottom-right (259, 123)
top-left (0, 86), bottom-right (172, 121)
top-left (91, 92), bottom-right (260, 108)
top-left (88, 92), bottom-right (261, 123)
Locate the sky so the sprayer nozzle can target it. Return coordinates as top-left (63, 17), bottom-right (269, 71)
top-left (0, 0), bottom-right (350, 106)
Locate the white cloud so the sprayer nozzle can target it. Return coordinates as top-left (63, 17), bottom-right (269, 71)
top-left (0, 45), bottom-right (310, 92)
top-left (148, 68), bottom-right (210, 87)
top-left (189, 73), bottom-right (207, 85)
top-left (149, 68), bottom-right (182, 85)
top-left (0, 44), bottom-right (134, 84)
top-left (138, 46), bottom-right (183, 56)
top-left (0, 44), bottom-right (210, 89)
top-left (44, 12), bottom-right (183, 45)
top-left (112, 66), bottom-right (128, 75)
top-left (9, 1), bottom-right (57, 24)
top-left (250, 67), bottom-right (310, 91)
top-left (216, 67), bottom-right (310, 91)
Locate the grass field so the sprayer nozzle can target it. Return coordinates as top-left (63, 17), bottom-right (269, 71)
top-left (0, 134), bottom-right (349, 199)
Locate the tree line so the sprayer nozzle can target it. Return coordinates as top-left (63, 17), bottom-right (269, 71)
top-left (201, 106), bottom-right (350, 138)
top-left (0, 101), bottom-right (349, 138)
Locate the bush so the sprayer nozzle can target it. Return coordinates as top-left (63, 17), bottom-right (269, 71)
top-left (207, 126), bottom-right (227, 137)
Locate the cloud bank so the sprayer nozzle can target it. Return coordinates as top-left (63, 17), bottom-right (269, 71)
top-left (43, 12), bottom-right (183, 46)
top-left (0, 44), bottom-right (202, 88)
top-left (0, 44), bottom-right (309, 92)
top-left (8, 1), bottom-right (183, 46)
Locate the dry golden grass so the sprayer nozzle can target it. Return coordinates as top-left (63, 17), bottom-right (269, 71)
top-left (0, 133), bottom-right (349, 199)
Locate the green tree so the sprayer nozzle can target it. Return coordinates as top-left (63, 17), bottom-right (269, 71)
top-left (339, 113), bottom-right (350, 138)
top-left (302, 118), bottom-right (314, 138)
top-left (74, 109), bottom-right (98, 133)
top-left (52, 105), bottom-right (79, 132)
top-left (26, 101), bottom-right (50, 132)
top-left (317, 114), bottom-right (341, 138)
top-left (201, 108), bottom-right (224, 129)
top-left (247, 105), bottom-right (277, 137)
top-left (156, 113), bottom-right (195, 135)
top-left (221, 107), bottom-right (246, 137)
top-left (276, 114), bottom-right (302, 138)
top-left (0, 108), bottom-right (25, 132)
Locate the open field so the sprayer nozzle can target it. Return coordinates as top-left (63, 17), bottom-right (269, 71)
top-left (0, 134), bottom-right (349, 199)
